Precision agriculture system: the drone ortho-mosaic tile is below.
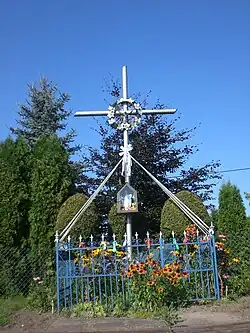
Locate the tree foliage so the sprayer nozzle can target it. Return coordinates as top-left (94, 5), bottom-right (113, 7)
top-left (0, 137), bottom-right (30, 248)
top-left (160, 190), bottom-right (211, 236)
top-left (217, 182), bottom-right (246, 234)
top-left (108, 203), bottom-right (150, 242)
top-left (84, 84), bottom-right (220, 235)
top-left (11, 78), bottom-right (74, 149)
top-left (217, 182), bottom-right (247, 256)
top-left (108, 204), bottom-right (126, 243)
top-left (245, 192), bottom-right (250, 205)
top-left (29, 136), bottom-right (73, 270)
top-left (56, 193), bottom-right (100, 240)
top-left (10, 77), bottom-right (86, 189)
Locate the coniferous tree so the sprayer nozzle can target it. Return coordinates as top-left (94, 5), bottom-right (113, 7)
top-left (10, 77), bottom-right (86, 188)
top-left (0, 137), bottom-right (30, 248)
top-left (246, 192), bottom-right (250, 204)
top-left (0, 137), bottom-right (31, 296)
top-left (217, 182), bottom-right (246, 234)
top-left (11, 78), bottom-right (74, 149)
top-left (84, 107), bottom-right (220, 235)
top-left (217, 182), bottom-right (247, 256)
top-left (29, 135), bottom-right (73, 273)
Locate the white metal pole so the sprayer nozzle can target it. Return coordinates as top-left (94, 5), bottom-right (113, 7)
top-left (122, 65), bottom-right (132, 261)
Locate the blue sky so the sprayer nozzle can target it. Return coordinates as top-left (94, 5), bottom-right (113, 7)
top-left (0, 0), bottom-right (249, 212)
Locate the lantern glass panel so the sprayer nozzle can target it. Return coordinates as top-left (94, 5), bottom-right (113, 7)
top-left (117, 184), bottom-right (138, 213)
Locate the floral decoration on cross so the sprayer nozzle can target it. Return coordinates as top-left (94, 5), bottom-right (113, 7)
top-left (107, 98), bottom-right (142, 130)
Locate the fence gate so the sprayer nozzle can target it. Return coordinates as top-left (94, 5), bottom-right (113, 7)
top-left (56, 233), bottom-right (220, 312)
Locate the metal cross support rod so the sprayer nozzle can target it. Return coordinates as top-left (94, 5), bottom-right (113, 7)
top-left (74, 66), bottom-right (177, 260)
top-left (75, 109), bottom-right (177, 117)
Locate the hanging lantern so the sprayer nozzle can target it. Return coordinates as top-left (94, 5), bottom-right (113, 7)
top-left (117, 184), bottom-right (138, 214)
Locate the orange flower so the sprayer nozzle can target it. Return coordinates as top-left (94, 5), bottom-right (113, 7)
top-left (138, 269), bottom-right (146, 274)
top-left (176, 273), bottom-right (182, 279)
top-left (173, 261), bottom-right (179, 268)
top-left (162, 268), bottom-right (168, 274)
top-left (170, 272), bottom-right (177, 279)
top-left (151, 260), bottom-right (158, 266)
top-left (139, 263), bottom-right (145, 269)
top-left (127, 271), bottom-right (133, 277)
top-left (147, 280), bottom-right (156, 286)
top-left (129, 264), bottom-right (136, 271)
top-left (157, 287), bottom-right (164, 293)
top-left (182, 272), bottom-right (188, 279)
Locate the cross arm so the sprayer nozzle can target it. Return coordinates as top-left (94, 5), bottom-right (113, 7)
top-left (74, 109), bottom-right (177, 117)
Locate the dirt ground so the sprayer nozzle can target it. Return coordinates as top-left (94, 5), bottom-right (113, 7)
top-left (2, 297), bottom-right (250, 333)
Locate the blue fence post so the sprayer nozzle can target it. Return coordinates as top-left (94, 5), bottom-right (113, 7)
top-left (55, 231), bottom-right (60, 313)
top-left (159, 232), bottom-right (164, 268)
top-left (211, 235), bottom-right (220, 300)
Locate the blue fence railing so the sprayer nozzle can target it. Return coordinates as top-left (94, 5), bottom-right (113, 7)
top-left (56, 234), bottom-right (220, 312)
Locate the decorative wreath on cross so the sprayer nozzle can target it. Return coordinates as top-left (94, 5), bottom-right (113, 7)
top-left (107, 98), bottom-right (142, 130)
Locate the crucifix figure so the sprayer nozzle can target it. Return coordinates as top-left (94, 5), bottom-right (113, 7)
top-left (74, 66), bottom-right (177, 259)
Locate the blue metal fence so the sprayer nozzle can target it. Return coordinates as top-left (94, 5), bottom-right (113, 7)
top-left (56, 233), bottom-right (220, 312)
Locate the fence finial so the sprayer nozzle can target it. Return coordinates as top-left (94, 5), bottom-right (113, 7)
top-left (146, 231), bottom-right (150, 239)
top-left (90, 234), bottom-right (94, 243)
top-left (113, 234), bottom-right (116, 241)
top-left (79, 235), bottom-right (82, 242)
top-left (209, 222), bottom-right (214, 235)
top-left (123, 233), bottom-right (127, 247)
top-left (172, 231), bottom-right (175, 238)
top-left (67, 235), bottom-right (71, 242)
top-left (55, 230), bottom-right (59, 243)
top-left (135, 232), bottom-right (139, 240)
top-left (159, 231), bottom-right (162, 239)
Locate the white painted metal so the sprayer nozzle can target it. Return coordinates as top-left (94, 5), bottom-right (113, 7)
top-left (121, 66), bottom-right (133, 260)
top-left (130, 155), bottom-right (211, 235)
top-left (74, 109), bottom-right (177, 117)
top-left (61, 66), bottom-right (179, 244)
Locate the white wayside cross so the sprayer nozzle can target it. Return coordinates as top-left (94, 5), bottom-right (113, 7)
top-left (59, 66), bottom-right (213, 259)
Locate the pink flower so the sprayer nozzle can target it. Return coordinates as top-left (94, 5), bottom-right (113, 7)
top-left (219, 234), bottom-right (226, 239)
top-left (223, 274), bottom-right (230, 279)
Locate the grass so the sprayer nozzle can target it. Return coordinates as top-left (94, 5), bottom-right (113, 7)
top-left (69, 301), bottom-right (180, 328)
top-left (0, 295), bottom-right (28, 326)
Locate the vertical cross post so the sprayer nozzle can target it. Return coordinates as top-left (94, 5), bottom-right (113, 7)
top-left (73, 65), bottom-right (177, 259)
top-left (121, 66), bottom-right (133, 260)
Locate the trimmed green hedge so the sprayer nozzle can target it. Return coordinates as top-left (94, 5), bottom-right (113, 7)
top-left (56, 193), bottom-right (100, 240)
top-left (160, 190), bottom-right (211, 237)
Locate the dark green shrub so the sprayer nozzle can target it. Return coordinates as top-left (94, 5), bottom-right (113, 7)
top-left (56, 193), bottom-right (100, 241)
top-left (160, 190), bottom-right (210, 237)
